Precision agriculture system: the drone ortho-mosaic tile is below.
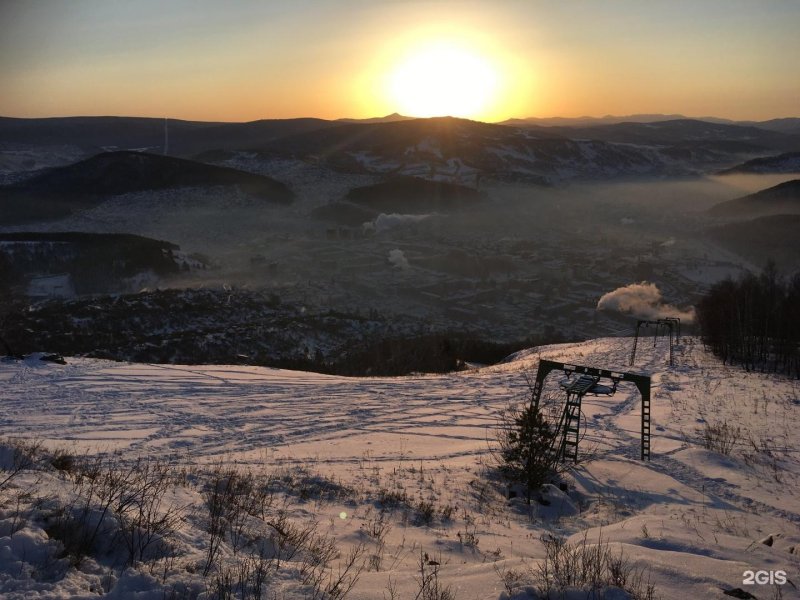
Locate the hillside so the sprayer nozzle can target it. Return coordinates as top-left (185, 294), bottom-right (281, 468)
top-left (311, 177), bottom-right (484, 226)
top-left (718, 151), bottom-right (800, 175)
top-left (249, 116), bottom-right (742, 184)
top-left (707, 179), bottom-right (800, 217)
top-left (344, 176), bottom-right (484, 213)
top-left (0, 288), bottom-right (419, 367)
top-left (0, 232), bottom-right (186, 295)
top-left (1, 337), bottom-right (798, 598)
top-left (0, 151), bottom-right (294, 224)
top-left (705, 214), bottom-right (800, 268)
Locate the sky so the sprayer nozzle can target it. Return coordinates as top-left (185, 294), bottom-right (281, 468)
top-left (1, 0), bottom-right (798, 122)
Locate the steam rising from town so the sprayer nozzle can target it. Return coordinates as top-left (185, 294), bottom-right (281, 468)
top-left (597, 282), bottom-right (696, 323)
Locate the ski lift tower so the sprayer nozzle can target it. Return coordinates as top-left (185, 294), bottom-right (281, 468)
top-left (630, 317), bottom-right (679, 367)
top-left (530, 359), bottom-right (652, 461)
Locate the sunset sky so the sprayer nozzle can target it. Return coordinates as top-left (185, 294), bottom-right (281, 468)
top-left (1, 0), bottom-right (798, 122)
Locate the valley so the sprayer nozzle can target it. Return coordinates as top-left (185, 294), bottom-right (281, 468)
top-left (2, 116), bottom-right (798, 355)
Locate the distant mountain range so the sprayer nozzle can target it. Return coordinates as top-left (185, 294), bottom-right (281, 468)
top-left (2, 113), bottom-right (799, 185)
top-left (0, 116), bottom-right (339, 157)
top-left (336, 113), bottom-right (416, 124)
top-left (246, 116), bottom-right (800, 183)
top-left (707, 179), bottom-right (800, 217)
top-left (0, 151), bottom-right (293, 224)
top-left (502, 114), bottom-right (800, 134)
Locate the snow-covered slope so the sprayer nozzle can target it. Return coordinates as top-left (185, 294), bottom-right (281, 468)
top-left (1, 337), bottom-right (798, 599)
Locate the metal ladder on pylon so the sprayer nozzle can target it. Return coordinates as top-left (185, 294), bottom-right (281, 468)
top-left (641, 392), bottom-right (651, 460)
top-left (561, 391), bottom-right (583, 462)
top-left (555, 374), bottom-right (597, 462)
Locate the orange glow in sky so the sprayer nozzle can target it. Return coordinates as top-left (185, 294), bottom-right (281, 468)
top-left (0, 1), bottom-right (797, 122)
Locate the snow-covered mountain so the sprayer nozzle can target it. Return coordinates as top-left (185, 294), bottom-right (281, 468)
top-left (245, 117), bottom-right (796, 185)
top-left (4, 115), bottom-right (799, 185)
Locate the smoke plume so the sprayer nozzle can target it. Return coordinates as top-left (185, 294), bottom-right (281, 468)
top-left (369, 213), bottom-right (432, 233)
top-left (388, 249), bottom-right (410, 270)
top-left (596, 282), bottom-right (695, 322)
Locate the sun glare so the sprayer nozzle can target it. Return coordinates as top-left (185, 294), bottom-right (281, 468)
top-left (387, 40), bottom-right (500, 119)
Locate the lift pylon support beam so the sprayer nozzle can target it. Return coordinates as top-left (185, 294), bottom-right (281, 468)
top-left (530, 359), bottom-right (652, 461)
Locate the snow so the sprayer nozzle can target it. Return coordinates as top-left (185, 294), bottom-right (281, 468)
top-left (1, 337), bottom-right (799, 598)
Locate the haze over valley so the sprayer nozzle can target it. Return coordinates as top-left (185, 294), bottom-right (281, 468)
top-left (1, 114), bottom-right (799, 361)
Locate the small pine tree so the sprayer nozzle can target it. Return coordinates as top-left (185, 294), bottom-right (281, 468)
top-left (497, 398), bottom-right (561, 504)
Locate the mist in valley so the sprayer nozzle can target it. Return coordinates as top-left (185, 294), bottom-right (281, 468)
top-left (10, 166), bottom-right (793, 344)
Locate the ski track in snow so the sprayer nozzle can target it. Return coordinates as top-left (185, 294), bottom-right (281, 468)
top-left (2, 356), bottom-right (523, 465)
top-left (2, 336), bottom-right (800, 599)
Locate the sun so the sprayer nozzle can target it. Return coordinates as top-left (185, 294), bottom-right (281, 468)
top-left (387, 39), bottom-right (500, 119)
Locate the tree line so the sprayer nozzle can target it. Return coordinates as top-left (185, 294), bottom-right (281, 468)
top-left (697, 263), bottom-right (800, 378)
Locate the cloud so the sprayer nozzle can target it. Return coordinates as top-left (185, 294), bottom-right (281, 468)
top-left (388, 248), bottom-right (410, 270)
top-left (596, 282), bottom-right (695, 322)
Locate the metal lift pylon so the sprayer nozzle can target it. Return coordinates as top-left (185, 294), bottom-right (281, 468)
top-left (630, 317), bottom-right (680, 367)
top-left (530, 359), bottom-right (652, 462)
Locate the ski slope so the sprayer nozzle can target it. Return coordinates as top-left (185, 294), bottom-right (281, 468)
top-left (1, 337), bottom-right (798, 599)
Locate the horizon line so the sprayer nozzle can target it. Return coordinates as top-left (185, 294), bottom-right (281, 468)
top-left (2, 112), bottom-right (799, 125)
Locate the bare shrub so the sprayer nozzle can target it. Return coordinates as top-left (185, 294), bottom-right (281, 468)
top-left (202, 466), bottom-right (283, 575)
top-left (457, 522), bottom-right (480, 549)
top-left (534, 533), bottom-right (658, 600)
top-left (272, 465), bottom-right (355, 504)
top-left (44, 455), bottom-right (183, 567)
top-left (414, 551), bottom-right (454, 600)
top-left (207, 553), bottom-right (274, 600)
top-left (361, 509), bottom-right (391, 572)
top-left (48, 448), bottom-right (77, 474)
top-left (376, 487), bottom-right (409, 509)
top-left (414, 498), bottom-right (437, 526)
top-left (362, 509), bottom-right (392, 543)
top-left (45, 454), bottom-right (128, 566)
top-left (321, 542), bottom-right (367, 600)
top-left (297, 531), bottom-right (366, 600)
top-left (699, 420), bottom-right (740, 455)
top-left (493, 562), bottom-right (528, 597)
top-left (266, 505), bottom-right (320, 569)
top-left (116, 458), bottom-right (185, 565)
top-left (741, 432), bottom-right (786, 483)
top-left (0, 438), bottom-right (42, 490)
top-left (202, 467), bottom-right (238, 576)
top-left (0, 440), bottom-right (45, 539)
